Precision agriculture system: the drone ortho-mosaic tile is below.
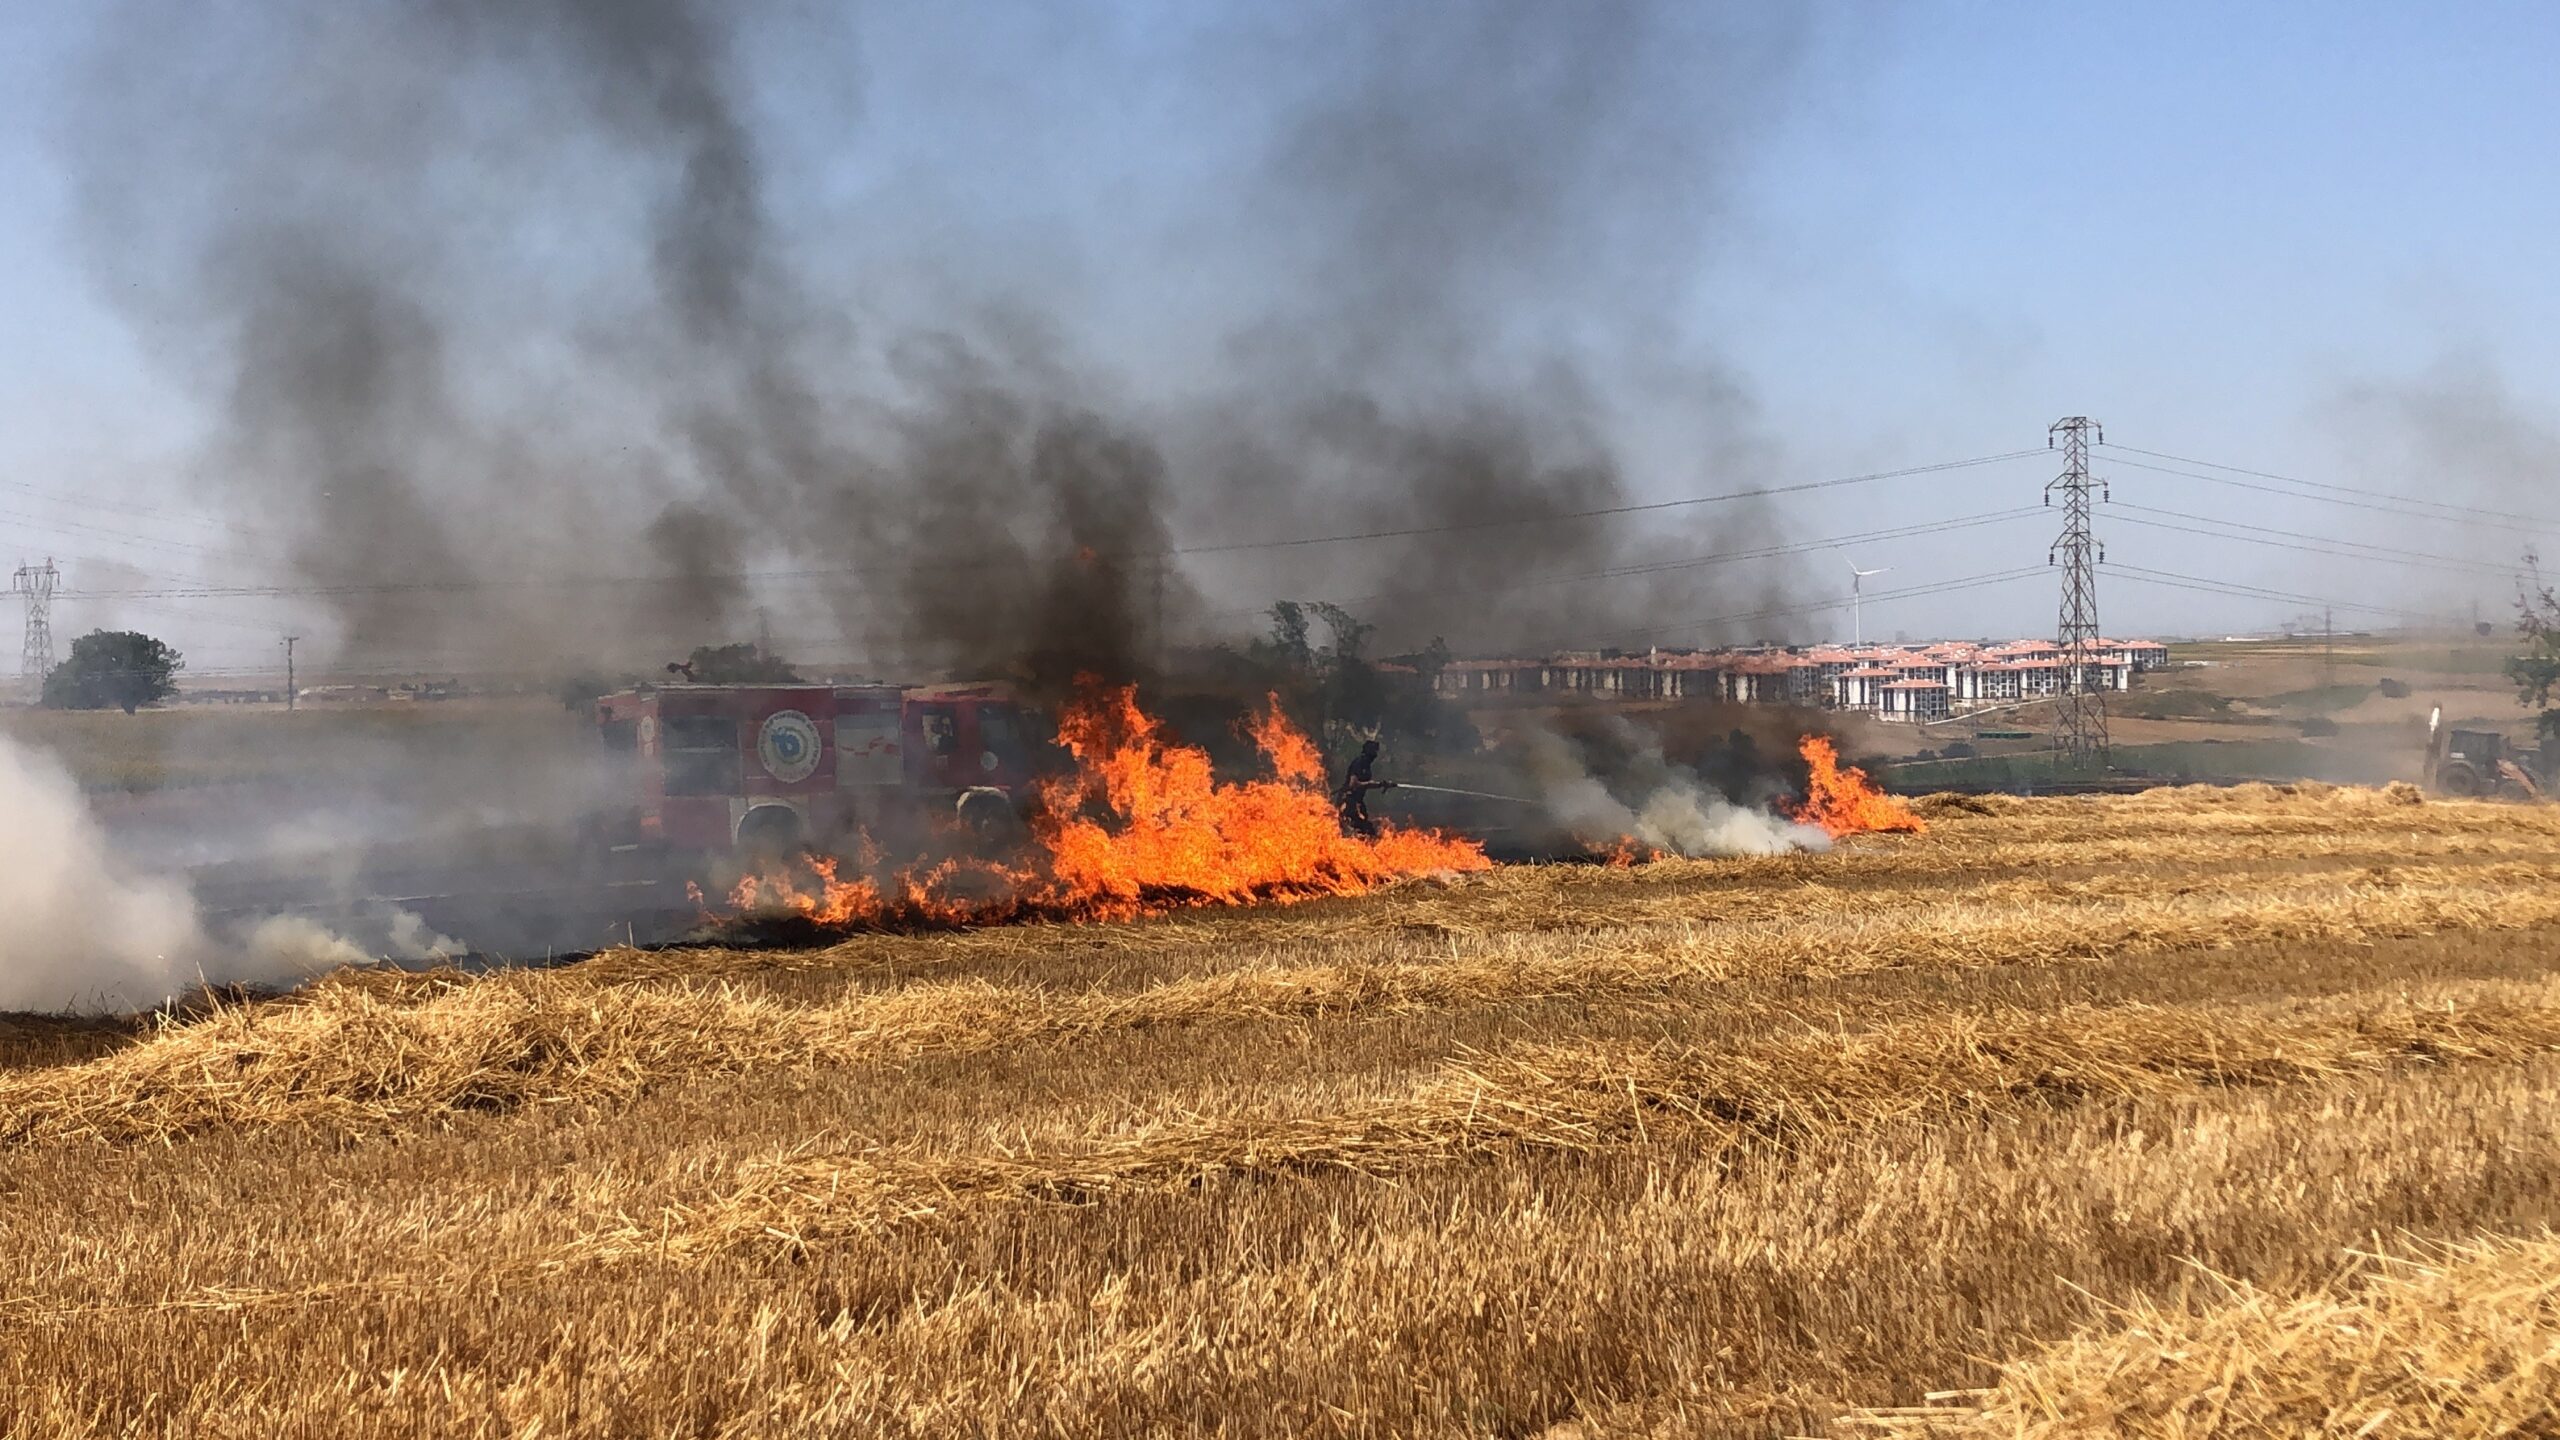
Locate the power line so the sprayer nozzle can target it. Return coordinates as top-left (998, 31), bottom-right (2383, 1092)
top-left (96, 598), bottom-right (314, 632)
top-left (1606, 565), bottom-right (2052, 643)
top-left (2104, 504), bottom-right (2526, 578)
top-left (1197, 505), bottom-right (2047, 622)
top-left (0, 500), bottom-right (276, 561)
top-left (1558, 508), bottom-right (2043, 586)
top-left (2103, 562), bottom-right (2470, 626)
top-left (0, 476), bottom-right (298, 544)
top-left (2097, 452), bottom-right (2560, 538)
top-left (1171, 449), bottom-right (2053, 555)
top-left (52, 451), bottom-right (2055, 604)
top-left (2098, 442), bottom-right (2560, 531)
top-left (87, 524), bottom-right (2059, 669)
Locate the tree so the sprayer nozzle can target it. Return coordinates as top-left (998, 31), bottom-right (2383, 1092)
top-left (1245, 602), bottom-right (1476, 756)
top-left (669, 642), bottom-right (803, 685)
top-left (42, 630), bottom-right (184, 713)
top-left (2513, 558), bottom-right (2560, 743)
top-left (1258, 602), bottom-right (1315, 672)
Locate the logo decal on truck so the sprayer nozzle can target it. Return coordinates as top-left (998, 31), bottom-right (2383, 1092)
top-left (757, 710), bottom-right (822, 784)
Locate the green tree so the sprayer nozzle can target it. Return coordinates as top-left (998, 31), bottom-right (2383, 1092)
top-left (670, 642), bottom-right (803, 685)
top-left (2512, 558), bottom-right (2560, 742)
top-left (42, 630), bottom-right (184, 713)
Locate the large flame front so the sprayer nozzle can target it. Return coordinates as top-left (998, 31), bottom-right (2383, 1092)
top-left (1790, 734), bottom-right (1926, 838)
top-left (722, 684), bottom-right (1491, 929)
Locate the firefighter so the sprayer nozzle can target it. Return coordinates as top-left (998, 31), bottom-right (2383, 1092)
top-left (1335, 738), bottom-right (1397, 837)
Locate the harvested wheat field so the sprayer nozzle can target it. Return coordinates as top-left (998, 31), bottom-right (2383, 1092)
top-left (8, 782), bottom-right (2560, 1438)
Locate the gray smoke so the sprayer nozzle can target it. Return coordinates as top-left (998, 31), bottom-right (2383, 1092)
top-left (65, 0), bottom-right (1816, 680)
top-left (1511, 719), bottom-right (1829, 857)
top-left (2330, 355), bottom-right (2560, 529)
top-left (643, 503), bottom-right (749, 637)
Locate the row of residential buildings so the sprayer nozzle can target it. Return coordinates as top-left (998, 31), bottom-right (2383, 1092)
top-left (1426, 638), bottom-right (2171, 723)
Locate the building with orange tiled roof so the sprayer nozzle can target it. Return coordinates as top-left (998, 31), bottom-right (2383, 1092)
top-left (1428, 636), bottom-right (2155, 716)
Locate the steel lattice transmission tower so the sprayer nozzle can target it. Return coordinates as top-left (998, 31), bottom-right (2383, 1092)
top-left (2046, 418), bottom-right (2108, 766)
top-left (11, 558), bottom-right (58, 685)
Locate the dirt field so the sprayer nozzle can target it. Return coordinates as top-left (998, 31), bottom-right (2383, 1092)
top-left (0, 696), bottom-right (584, 794)
top-left (6, 783), bottom-right (2560, 1436)
top-left (1850, 633), bottom-right (2545, 792)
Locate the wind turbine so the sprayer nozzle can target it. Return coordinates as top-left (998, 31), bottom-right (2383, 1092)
top-left (1844, 556), bottom-right (1892, 646)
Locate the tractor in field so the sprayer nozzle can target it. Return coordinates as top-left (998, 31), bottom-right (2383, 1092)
top-left (2425, 707), bottom-right (2552, 799)
top-left (585, 682), bottom-right (1045, 879)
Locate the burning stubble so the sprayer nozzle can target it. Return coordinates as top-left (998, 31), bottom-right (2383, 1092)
top-left (1505, 716), bottom-right (1833, 857)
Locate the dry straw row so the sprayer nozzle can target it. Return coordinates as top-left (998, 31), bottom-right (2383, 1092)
top-left (582, 785), bottom-right (2558, 988)
top-left (643, 978), bottom-right (2560, 1256)
top-left (11, 863), bottom-right (2560, 1146)
top-left (13, 981), bottom-right (2558, 1332)
top-left (1909, 785), bottom-right (2560, 841)
top-left (1903, 817), bottom-right (2560, 869)
top-left (584, 838), bottom-right (2560, 990)
top-left (1836, 1233), bottom-right (2560, 1438)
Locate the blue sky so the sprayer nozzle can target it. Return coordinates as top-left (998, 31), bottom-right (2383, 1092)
top-left (1, 3), bottom-right (2555, 671)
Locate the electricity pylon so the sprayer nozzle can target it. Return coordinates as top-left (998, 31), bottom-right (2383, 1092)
top-left (11, 558), bottom-right (58, 686)
top-left (2046, 419), bottom-right (2108, 766)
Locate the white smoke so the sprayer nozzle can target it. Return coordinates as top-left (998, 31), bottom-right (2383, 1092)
top-left (1515, 721), bottom-right (1830, 858)
top-left (243, 906), bottom-right (461, 973)
top-left (0, 732), bottom-right (455, 1013)
top-left (1631, 781), bottom-right (1830, 857)
top-left (0, 731), bottom-right (206, 1010)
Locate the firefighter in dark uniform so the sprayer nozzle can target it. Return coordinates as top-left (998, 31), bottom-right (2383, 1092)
top-left (1336, 738), bottom-right (1396, 837)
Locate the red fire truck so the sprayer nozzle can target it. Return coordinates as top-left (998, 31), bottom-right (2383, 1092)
top-left (589, 682), bottom-right (1043, 874)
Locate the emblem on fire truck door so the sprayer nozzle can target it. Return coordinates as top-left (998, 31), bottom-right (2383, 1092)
top-left (756, 710), bottom-right (822, 784)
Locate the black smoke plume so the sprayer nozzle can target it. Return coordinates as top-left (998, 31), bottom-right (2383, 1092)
top-left (66, 0), bottom-right (1816, 683)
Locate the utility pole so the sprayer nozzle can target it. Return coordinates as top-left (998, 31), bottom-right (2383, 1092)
top-left (2322, 607), bottom-right (2334, 691)
top-left (2046, 418), bottom-right (2109, 768)
top-left (283, 635), bottom-right (299, 711)
top-left (11, 558), bottom-right (58, 689)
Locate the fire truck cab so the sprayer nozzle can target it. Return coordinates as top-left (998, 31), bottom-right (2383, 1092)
top-left (590, 683), bottom-right (1041, 870)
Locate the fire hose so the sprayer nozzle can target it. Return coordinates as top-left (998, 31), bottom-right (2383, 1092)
top-left (1381, 782), bottom-right (1541, 805)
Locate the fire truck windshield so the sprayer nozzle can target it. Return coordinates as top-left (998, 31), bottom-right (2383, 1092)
top-left (978, 705), bottom-right (1026, 769)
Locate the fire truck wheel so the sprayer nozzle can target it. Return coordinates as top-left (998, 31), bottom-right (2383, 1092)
top-left (736, 805), bottom-right (805, 864)
top-left (956, 788), bottom-right (1022, 849)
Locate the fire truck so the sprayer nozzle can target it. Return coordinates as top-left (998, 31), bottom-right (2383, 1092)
top-left (588, 682), bottom-right (1044, 875)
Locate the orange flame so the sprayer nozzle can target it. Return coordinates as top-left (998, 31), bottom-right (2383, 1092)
top-left (1597, 836), bottom-right (1656, 867)
top-left (721, 683), bottom-right (1490, 930)
top-left (1789, 735), bottom-right (1926, 838)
